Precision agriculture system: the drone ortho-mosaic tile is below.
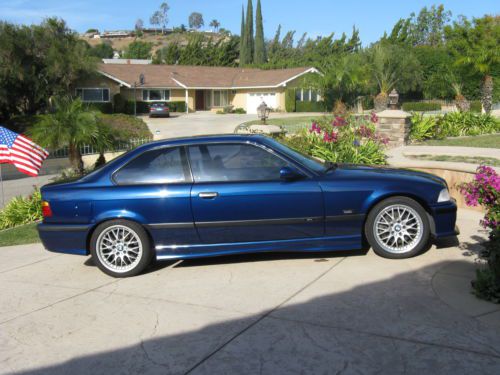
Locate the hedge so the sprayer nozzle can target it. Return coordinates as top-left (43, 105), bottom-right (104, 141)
top-left (85, 102), bottom-right (113, 114)
top-left (285, 89), bottom-right (296, 112)
top-left (295, 101), bottom-right (326, 112)
top-left (402, 102), bottom-right (441, 112)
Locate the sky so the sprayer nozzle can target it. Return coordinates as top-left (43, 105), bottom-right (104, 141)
top-left (0, 0), bottom-right (498, 45)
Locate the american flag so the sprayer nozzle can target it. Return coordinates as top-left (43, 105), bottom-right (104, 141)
top-left (0, 126), bottom-right (49, 177)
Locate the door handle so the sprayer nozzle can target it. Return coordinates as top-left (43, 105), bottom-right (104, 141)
top-left (198, 192), bottom-right (218, 199)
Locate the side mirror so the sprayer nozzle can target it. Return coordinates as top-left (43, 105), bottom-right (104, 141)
top-left (280, 166), bottom-right (304, 181)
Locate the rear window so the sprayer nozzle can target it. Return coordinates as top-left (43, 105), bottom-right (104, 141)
top-left (113, 147), bottom-right (190, 185)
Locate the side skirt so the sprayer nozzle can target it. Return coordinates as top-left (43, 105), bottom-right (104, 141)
top-left (155, 235), bottom-right (362, 260)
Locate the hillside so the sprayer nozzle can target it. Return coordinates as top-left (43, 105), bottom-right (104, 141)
top-left (83, 31), bottom-right (229, 54)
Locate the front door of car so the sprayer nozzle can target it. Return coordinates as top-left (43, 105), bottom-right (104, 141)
top-left (188, 143), bottom-right (324, 244)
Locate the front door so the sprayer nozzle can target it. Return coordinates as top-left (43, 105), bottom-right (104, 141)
top-left (195, 90), bottom-right (205, 111)
top-left (188, 143), bottom-right (324, 244)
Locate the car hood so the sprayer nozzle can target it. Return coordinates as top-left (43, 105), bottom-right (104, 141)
top-left (328, 164), bottom-right (447, 186)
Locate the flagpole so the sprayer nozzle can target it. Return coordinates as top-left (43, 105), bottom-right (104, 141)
top-left (0, 163), bottom-right (4, 208)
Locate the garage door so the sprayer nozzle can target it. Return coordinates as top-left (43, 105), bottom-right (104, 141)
top-left (246, 92), bottom-right (278, 114)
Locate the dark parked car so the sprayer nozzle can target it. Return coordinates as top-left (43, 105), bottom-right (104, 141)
top-left (38, 135), bottom-right (457, 277)
top-left (149, 102), bottom-right (170, 117)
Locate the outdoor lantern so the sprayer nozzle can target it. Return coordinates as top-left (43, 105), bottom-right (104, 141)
top-left (257, 101), bottom-right (271, 124)
top-left (389, 89), bottom-right (399, 109)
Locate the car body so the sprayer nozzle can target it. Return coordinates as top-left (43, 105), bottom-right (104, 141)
top-left (38, 135), bottom-right (457, 277)
top-left (149, 102), bottom-right (170, 117)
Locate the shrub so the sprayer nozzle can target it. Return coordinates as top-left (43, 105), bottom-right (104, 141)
top-left (470, 100), bottom-right (482, 113)
top-left (402, 102), bottom-right (441, 112)
top-left (282, 113), bottom-right (388, 165)
top-left (296, 101), bottom-right (326, 112)
top-left (410, 113), bottom-right (438, 141)
top-left (460, 166), bottom-right (500, 303)
top-left (113, 93), bottom-right (127, 114)
top-left (285, 89), bottom-right (296, 112)
top-left (168, 101), bottom-right (187, 113)
top-left (98, 114), bottom-right (152, 140)
top-left (0, 189), bottom-right (42, 230)
top-left (233, 107), bottom-right (246, 114)
top-left (437, 112), bottom-right (500, 138)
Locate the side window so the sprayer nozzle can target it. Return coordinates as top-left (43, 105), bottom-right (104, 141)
top-left (188, 144), bottom-right (290, 183)
top-left (114, 147), bottom-right (189, 185)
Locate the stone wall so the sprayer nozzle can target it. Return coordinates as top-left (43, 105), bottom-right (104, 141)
top-left (375, 110), bottom-right (411, 148)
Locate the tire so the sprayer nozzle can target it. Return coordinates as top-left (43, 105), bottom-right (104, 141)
top-left (365, 196), bottom-right (430, 259)
top-left (90, 219), bottom-right (153, 277)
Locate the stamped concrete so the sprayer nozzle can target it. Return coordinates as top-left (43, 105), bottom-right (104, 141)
top-left (1, 209), bottom-right (500, 375)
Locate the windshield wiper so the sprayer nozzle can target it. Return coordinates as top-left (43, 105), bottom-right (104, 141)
top-left (324, 161), bottom-right (338, 173)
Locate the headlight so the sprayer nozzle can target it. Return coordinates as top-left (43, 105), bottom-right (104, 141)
top-left (438, 188), bottom-right (451, 203)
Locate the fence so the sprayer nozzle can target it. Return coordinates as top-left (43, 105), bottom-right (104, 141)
top-left (48, 138), bottom-right (152, 159)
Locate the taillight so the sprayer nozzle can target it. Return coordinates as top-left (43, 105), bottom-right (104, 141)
top-left (41, 201), bottom-right (52, 218)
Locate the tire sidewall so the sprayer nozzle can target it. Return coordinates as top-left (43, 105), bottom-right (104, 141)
top-left (90, 219), bottom-right (153, 277)
top-left (365, 197), bottom-right (430, 259)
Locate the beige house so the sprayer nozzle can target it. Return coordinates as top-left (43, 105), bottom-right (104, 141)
top-left (76, 63), bottom-right (321, 114)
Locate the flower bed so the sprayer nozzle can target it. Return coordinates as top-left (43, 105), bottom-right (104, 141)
top-left (282, 113), bottom-right (388, 165)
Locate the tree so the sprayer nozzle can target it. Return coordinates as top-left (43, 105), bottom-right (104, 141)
top-left (158, 2), bottom-right (170, 33)
top-left (135, 19), bottom-right (144, 36)
top-left (209, 19), bottom-right (220, 32)
top-left (149, 11), bottom-right (161, 34)
top-left (189, 12), bottom-right (204, 30)
top-left (0, 18), bottom-right (96, 120)
top-left (123, 41), bottom-right (153, 59)
top-left (30, 98), bottom-right (106, 175)
top-left (241, 0), bottom-right (254, 65)
top-left (254, 0), bottom-right (266, 64)
top-left (447, 15), bottom-right (500, 112)
top-left (239, 5), bottom-right (245, 65)
top-left (88, 42), bottom-right (114, 59)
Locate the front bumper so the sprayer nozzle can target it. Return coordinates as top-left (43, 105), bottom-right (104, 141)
top-left (37, 223), bottom-right (92, 255)
top-left (429, 199), bottom-right (458, 239)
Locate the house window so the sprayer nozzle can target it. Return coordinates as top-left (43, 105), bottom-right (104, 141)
top-left (142, 89), bottom-right (171, 102)
top-left (76, 88), bottom-right (110, 102)
top-left (212, 90), bottom-right (229, 107)
top-left (295, 89), bottom-right (321, 102)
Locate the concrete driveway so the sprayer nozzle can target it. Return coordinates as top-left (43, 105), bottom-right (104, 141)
top-left (1, 209), bottom-right (500, 374)
top-left (143, 112), bottom-right (320, 140)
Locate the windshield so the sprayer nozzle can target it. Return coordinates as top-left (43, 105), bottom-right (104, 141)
top-left (265, 138), bottom-right (327, 174)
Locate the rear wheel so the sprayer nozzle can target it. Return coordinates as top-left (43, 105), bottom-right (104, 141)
top-left (365, 197), bottom-right (430, 259)
top-left (90, 220), bottom-right (153, 277)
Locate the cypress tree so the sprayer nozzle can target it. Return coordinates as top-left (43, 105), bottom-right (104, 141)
top-left (243, 0), bottom-right (254, 65)
top-left (239, 5), bottom-right (246, 65)
top-left (254, 0), bottom-right (266, 64)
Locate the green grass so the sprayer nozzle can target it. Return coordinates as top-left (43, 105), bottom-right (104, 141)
top-left (407, 154), bottom-right (500, 166)
top-left (0, 223), bottom-right (40, 247)
top-left (419, 134), bottom-right (500, 148)
top-left (240, 116), bottom-right (319, 134)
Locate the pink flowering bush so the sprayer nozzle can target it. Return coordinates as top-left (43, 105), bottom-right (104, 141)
top-left (460, 166), bottom-right (500, 302)
top-left (291, 113), bottom-right (388, 165)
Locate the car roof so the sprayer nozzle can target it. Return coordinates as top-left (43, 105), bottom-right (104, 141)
top-left (140, 134), bottom-right (270, 149)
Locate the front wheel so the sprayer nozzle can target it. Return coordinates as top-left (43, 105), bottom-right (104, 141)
top-left (90, 220), bottom-right (153, 277)
top-left (365, 197), bottom-right (431, 259)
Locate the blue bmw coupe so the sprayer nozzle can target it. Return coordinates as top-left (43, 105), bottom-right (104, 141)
top-left (38, 135), bottom-right (457, 277)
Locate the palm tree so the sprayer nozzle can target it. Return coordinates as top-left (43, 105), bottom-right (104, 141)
top-left (30, 97), bottom-right (106, 175)
top-left (209, 19), bottom-right (220, 32)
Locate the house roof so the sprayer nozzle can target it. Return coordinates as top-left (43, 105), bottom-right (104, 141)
top-left (97, 64), bottom-right (319, 89)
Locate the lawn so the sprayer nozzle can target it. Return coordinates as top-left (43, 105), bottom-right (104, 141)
top-left (0, 223), bottom-right (40, 247)
top-left (419, 134), bottom-right (500, 148)
top-left (407, 154), bottom-right (500, 166)
top-left (241, 115), bottom-right (319, 134)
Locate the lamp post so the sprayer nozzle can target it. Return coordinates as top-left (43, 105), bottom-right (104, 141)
top-left (134, 73), bottom-right (146, 116)
top-left (388, 89), bottom-right (399, 110)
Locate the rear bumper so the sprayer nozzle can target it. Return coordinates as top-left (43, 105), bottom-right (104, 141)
top-left (429, 200), bottom-right (458, 238)
top-left (37, 223), bottom-right (91, 255)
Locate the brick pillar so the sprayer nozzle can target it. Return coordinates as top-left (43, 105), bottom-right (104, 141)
top-left (375, 109), bottom-right (411, 148)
